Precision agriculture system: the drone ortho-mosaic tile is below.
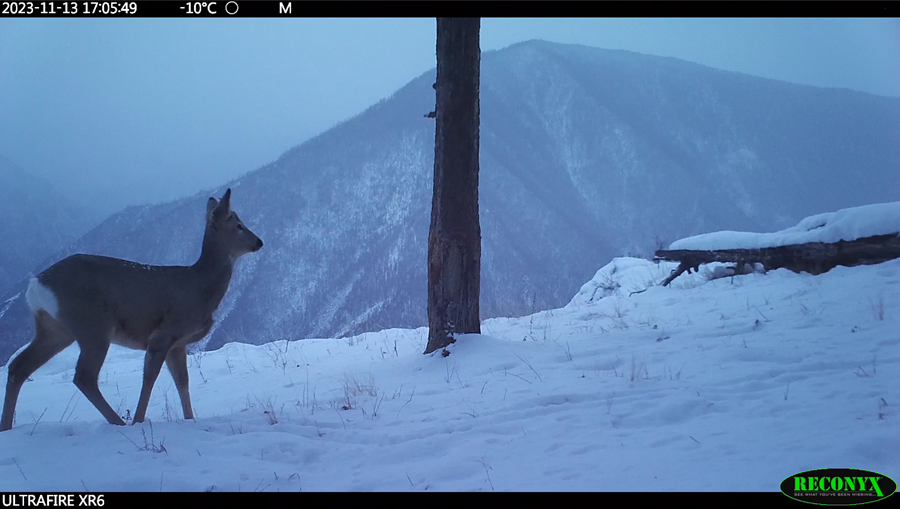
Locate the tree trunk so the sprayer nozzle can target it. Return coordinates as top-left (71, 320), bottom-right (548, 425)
top-left (425, 18), bottom-right (482, 355)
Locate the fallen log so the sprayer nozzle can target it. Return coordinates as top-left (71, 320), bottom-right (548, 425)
top-left (654, 233), bottom-right (900, 286)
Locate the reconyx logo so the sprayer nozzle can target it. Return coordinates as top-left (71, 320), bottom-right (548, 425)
top-left (781, 468), bottom-right (897, 506)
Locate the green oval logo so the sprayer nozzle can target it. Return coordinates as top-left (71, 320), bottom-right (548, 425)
top-left (781, 468), bottom-right (897, 506)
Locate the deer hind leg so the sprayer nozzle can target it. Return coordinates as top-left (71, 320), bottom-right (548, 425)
top-left (71, 324), bottom-right (126, 426)
top-left (132, 330), bottom-right (178, 424)
top-left (1, 311), bottom-right (75, 431)
top-left (165, 346), bottom-right (193, 420)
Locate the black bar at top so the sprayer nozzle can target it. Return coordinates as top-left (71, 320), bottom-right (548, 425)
top-left (0, 1), bottom-right (898, 18)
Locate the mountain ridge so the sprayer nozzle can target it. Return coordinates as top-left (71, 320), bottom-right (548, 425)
top-left (0, 155), bottom-right (99, 296)
top-left (1, 40), bottom-right (898, 364)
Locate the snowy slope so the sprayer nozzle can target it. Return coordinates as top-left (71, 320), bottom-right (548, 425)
top-left (0, 255), bottom-right (896, 491)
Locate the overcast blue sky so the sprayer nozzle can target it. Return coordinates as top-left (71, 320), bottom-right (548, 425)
top-left (1, 18), bottom-right (898, 215)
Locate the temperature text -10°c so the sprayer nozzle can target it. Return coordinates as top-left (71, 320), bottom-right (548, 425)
top-left (183, 1), bottom-right (218, 14)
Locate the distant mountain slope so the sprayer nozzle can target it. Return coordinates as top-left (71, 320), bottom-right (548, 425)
top-left (2, 40), bottom-right (898, 364)
top-left (0, 155), bottom-right (96, 295)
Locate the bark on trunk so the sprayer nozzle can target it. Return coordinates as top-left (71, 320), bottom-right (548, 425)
top-left (425, 18), bottom-right (482, 355)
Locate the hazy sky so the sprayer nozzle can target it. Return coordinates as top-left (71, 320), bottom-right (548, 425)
top-left (1, 18), bottom-right (898, 217)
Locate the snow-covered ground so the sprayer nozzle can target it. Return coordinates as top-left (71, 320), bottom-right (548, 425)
top-left (0, 253), bottom-right (897, 492)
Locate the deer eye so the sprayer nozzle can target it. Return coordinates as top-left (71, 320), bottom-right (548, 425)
top-left (237, 224), bottom-right (245, 232)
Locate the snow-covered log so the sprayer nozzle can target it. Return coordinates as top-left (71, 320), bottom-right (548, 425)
top-left (655, 234), bottom-right (900, 286)
top-left (655, 202), bottom-right (900, 286)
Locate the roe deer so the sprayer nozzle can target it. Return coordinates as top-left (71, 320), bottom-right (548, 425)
top-left (1, 188), bottom-right (262, 431)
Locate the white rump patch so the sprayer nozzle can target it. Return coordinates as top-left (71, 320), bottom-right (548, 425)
top-left (25, 278), bottom-right (60, 319)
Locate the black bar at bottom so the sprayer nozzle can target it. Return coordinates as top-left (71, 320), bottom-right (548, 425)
top-left (0, 491), bottom-right (791, 501)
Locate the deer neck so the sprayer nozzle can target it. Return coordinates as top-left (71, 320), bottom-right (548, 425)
top-left (192, 231), bottom-right (235, 310)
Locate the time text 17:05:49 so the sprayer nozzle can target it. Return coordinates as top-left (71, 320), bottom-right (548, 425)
top-left (2, 2), bottom-right (138, 15)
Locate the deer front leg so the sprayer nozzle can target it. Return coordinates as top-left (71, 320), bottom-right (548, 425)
top-left (165, 345), bottom-right (194, 420)
top-left (133, 331), bottom-right (177, 424)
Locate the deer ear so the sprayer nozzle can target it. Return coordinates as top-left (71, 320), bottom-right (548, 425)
top-left (207, 197), bottom-right (218, 217)
top-left (218, 188), bottom-right (232, 212)
top-left (211, 188), bottom-right (232, 221)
